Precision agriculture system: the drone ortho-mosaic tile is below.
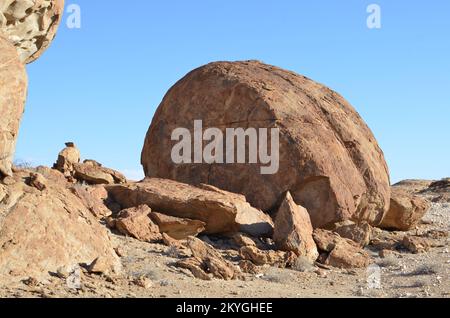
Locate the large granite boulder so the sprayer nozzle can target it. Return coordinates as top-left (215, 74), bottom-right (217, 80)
top-left (141, 61), bottom-right (391, 228)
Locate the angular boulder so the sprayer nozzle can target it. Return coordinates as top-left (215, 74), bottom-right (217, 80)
top-left (0, 0), bottom-right (65, 63)
top-left (313, 229), bottom-right (370, 269)
top-left (114, 205), bottom-right (162, 242)
top-left (176, 237), bottom-right (240, 280)
top-left (73, 160), bottom-right (127, 185)
top-left (150, 212), bottom-right (206, 240)
top-left (0, 172), bottom-right (121, 282)
top-left (239, 245), bottom-right (296, 267)
top-left (331, 220), bottom-right (372, 247)
top-left (141, 61), bottom-right (391, 228)
top-left (0, 36), bottom-right (27, 178)
top-left (53, 142), bottom-right (80, 177)
top-left (106, 178), bottom-right (274, 236)
top-left (70, 185), bottom-right (113, 218)
top-left (273, 192), bottom-right (318, 262)
top-left (380, 188), bottom-right (430, 231)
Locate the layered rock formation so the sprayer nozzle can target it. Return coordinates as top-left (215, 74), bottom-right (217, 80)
top-left (141, 60), bottom-right (391, 228)
top-left (106, 178), bottom-right (274, 236)
top-left (0, 0), bottom-right (65, 63)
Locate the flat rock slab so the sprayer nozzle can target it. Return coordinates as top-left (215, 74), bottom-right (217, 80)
top-left (106, 178), bottom-right (274, 236)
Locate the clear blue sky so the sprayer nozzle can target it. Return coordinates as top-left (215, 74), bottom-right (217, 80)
top-left (16, 0), bottom-right (449, 183)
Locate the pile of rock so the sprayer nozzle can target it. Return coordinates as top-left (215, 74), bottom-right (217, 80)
top-left (0, 25), bottom-right (438, 286)
top-left (53, 142), bottom-right (127, 185)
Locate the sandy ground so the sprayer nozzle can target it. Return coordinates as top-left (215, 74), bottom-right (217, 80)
top-left (0, 196), bottom-right (448, 299)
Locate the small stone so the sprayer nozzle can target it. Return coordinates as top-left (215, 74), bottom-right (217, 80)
top-left (134, 276), bottom-right (153, 289)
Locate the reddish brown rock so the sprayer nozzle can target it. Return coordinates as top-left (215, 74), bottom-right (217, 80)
top-left (0, 0), bottom-right (65, 64)
top-left (106, 178), bottom-right (273, 236)
top-left (70, 185), bottom-right (112, 218)
top-left (53, 142), bottom-right (80, 177)
top-left (239, 246), bottom-right (296, 267)
top-left (402, 235), bottom-right (431, 254)
top-left (331, 220), bottom-right (372, 247)
top-left (0, 173), bottom-right (121, 282)
top-left (34, 166), bottom-right (68, 187)
top-left (150, 212), bottom-right (206, 240)
top-left (177, 237), bottom-right (240, 280)
top-left (380, 188), bottom-right (430, 231)
top-left (29, 172), bottom-right (47, 191)
top-left (73, 160), bottom-right (127, 185)
top-left (176, 257), bottom-right (211, 281)
top-left (239, 260), bottom-right (262, 274)
top-left (313, 229), bottom-right (370, 269)
top-left (0, 36), bottom-right (27, 178)
top-left (273, 192), bottom-right (318, 262)
top-left (115, 205), bottom-right (161, 242)
top-left (141, 61), bottom-right (391, 228)
top-left (232, 233), bottom-right (257, 248)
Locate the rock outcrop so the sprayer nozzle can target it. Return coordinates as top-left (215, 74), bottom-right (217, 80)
top-left (0, 36), bottom-right (27, 178)
top-left (272, 192), bottom-right (318, 262)
top-left (106, 178), bottom-right (274, 236)
top-left (0, 0), bottom-right (65, 64)
top-left (114, 205), bottom-right (162, 242)
top-left (73, 160), bottom-right (127, 185)
top-left (380, 188), bottom-right (430, 231)
top-left (53, 142), bottom-right (80, 178)
top-left (141, 60), bottom-right (391, 228)
top-left (54, 143), bottom-right (127, 185)
top-left (0, 171), bottom-right (121, 282)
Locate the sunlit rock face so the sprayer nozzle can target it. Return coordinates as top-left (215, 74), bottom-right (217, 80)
top-left (0, 0), bottom-right (65, 64)
top-left (0, 35), bottom-right (27, 177)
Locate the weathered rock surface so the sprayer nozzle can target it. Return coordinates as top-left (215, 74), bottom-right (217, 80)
top-left (73, 160), bottom-right (127, 185)
top-left (53, 142), bottom-right (80, 177)
top-left (313, 229), bottom-right (370, 269)
top-left (106, 178), bottom-right (273, 236)
top-left (141, 60), bottom-right (391, 228)
top-left (273, 192), bottom-right (318, 262)
top-left (176, 237), bottom-right (240, 280)
top-left (0, 0), bottom-right (65, 64)
top-left (239, 246), bottom-right (296, 267)
top-left (114, 205), bottom-right (162, 242)
top-left (331, 220), bottom-right (372, 247)
top-left (380, 188), bottom-right (430, 231)
top-left (0, 36), bottom-right (27, 178)
top-left (150, 212), bottom-right (206, 240)
top-left (402, 235), bottom-right (431, 254)
top-left (0, 171), bottom-right (121, 282)
top-left (70, 185), bottom-right (113, 218)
